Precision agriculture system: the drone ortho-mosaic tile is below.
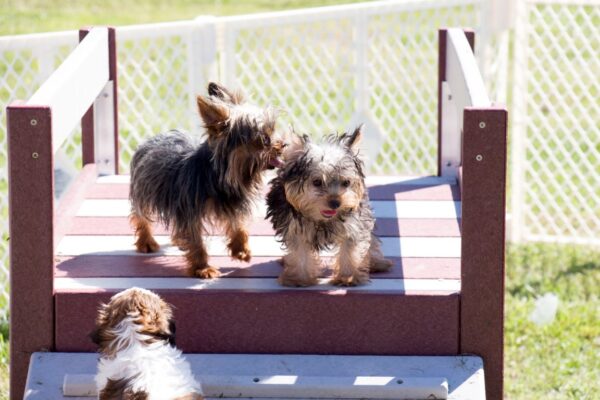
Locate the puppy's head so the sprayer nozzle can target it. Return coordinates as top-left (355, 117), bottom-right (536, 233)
top-left (90, 287), bottom-right (176, 357)
top-left (196, 82), bottom-right (285, 184)
top-left (279, 126), bottom-right (366, 222)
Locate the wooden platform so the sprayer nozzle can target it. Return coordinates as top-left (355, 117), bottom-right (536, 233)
top-left (25, 353), bottom-right (485, 400)
top-left (8, 27), bottom-right (507, 400)
top-left (53, 174), bottom-right (462, 355)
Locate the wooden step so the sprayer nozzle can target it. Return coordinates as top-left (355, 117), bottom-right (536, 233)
top-left (25, 353), bottom-right (485, 399)
top-left (54, 174), bottom-right (462, 355)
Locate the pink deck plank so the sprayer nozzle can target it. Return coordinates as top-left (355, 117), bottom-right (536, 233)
top-left (55, 291), bottom-right (460, 355)
top-left (65, 216), bottom-right (461, 237)
top-left (55, 255), bottom-right (460, 279)
top-left (86, 180), bottom-right (460, 201)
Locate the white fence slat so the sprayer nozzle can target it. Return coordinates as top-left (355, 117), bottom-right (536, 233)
top-left (440, 82), bottom-right (461, 177)
top-left (94, 81), bottom-right (117, 175)
top-left (0, 30), bottom-right (75, 50)
top-left (219, 0), bottom-right (479, 28)
top-left (445, 28), bottom-right (490, 114)
top-left (27, 27), bottom-right (110, 154)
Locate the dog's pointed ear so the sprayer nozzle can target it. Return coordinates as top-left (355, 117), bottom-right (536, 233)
top-left (341, 125), bottom-right (363, 154)
top-left (197, 95), bottom-right (229, 127)
top-left (207, 82), bottom-right (245, 105)
top-left (282, 127), bottom-right (308, 162)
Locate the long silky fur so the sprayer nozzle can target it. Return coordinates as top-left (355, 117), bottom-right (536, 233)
top-left (129, 98), bottom-right (277, 237)
top-left (266, 132), bottom-right (373, 252)
top-left (94, 288), bottom-right (202, 400)
top-left (266, 128), bottom-right (392, 286)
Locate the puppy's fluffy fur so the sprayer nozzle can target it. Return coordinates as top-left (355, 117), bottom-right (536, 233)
top-left (266, 127), bottom-right (392, 287)
top-left (129, 82), bottom-right (284, 278)
top-left (91, 287), bottom-right (203, 400)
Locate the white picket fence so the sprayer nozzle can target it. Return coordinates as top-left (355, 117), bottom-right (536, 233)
top-left (0, 0), bottom-right (598, 319)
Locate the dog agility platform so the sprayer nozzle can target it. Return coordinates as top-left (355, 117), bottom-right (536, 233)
top-left (7, 26), bottom-right (506, 400)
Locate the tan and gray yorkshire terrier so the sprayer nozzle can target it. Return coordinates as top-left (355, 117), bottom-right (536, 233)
top-left (129, 82), bottom-right (285, 278)
top-left (91, 287), bottom-right (203, 400)
top-left (266, 126), bottom-right (392, 287)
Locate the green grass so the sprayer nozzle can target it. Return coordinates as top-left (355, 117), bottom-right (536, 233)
top-left (0, 0), bottom-right (367, 36)
top-left (0, 322), bottom-right (7, 400)
top-left (505, 244), bottom-right (600, 399)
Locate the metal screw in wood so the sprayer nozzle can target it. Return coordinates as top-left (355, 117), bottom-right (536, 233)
top-left (476, 154), bottom-right (483, 161)
top-left (32, 152), bottom-right (39, 159)
top-left (30, 119), bottom-right (37, 126)
top-left (479, 121), bottom-right (486, 129)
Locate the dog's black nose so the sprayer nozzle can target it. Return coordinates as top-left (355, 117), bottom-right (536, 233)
top-left (328, 199), bottom-right (341, 210)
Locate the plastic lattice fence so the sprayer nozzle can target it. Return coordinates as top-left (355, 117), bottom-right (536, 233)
top-left (0, 34), bottom-right (84, 321)
top-left (512, 0), bottom-right (600, 243)
top-left (221, 1), bottom-right (482, 174)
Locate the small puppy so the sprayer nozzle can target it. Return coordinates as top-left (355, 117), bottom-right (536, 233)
top-left (129, 82), bottom-right (284, 278)
top-left (266, 127), bottom-right (392, 287)
top-left (91, 287), bottom-right (203, 400)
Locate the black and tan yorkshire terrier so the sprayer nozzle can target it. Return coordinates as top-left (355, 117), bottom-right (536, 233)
top-left (92, 287), bottom-right (203, 399)
top-left (266, 126), bottom-right (392, 287)
top-left (129, 82), bottom-right (284, 278)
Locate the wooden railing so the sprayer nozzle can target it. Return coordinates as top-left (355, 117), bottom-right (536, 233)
top-left (437, 28), bottom-right (508, 400)
top-left (6, 27), bottom-right (117, 399)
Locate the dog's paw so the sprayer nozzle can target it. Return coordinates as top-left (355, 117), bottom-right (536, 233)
top-left (330, 273), bottom-right (369, 287)
top-left (369, 257), bottom-right (393, 272)
top-left (278, 273), bottom-right (318, 287)
top-left (231, 248), bottom-right (252, 263)
top-left (135, 237), bottom-right (160, 253)
top-left (193, 266), bottom-right (221, 279)
top-left (228, 236), bottom-right (252, 263)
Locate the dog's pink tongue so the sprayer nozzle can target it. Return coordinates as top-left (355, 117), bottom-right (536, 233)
top-left (321, 209), bottom-right (337, 217)
top-left (269, 156), bottom-right (285, 168)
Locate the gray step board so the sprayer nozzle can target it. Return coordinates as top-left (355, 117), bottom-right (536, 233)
top-left (26, 352), bottom-right (485, 399)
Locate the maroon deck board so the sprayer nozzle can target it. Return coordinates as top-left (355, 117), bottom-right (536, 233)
top-left (7, 105), bottom-right (55, 400)
top-left (65, 216), bottom-right (461, 237)
top-left (461, 107), bottom-right (507, 400)
top-left (55, 255), bottom-right (460, 279)
top-left (79, 29), bottom-right (96, 166)
top-left (86, 181), bottom-right (460, 201)
top-left (55, 291), bottom-right (460, 355)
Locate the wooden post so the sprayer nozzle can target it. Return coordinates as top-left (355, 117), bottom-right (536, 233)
top-left (80, 27), bottom-right (119, 173)
top-left (7, 105), bottom-right (55, 400)
top-left (460, 107), bottom-right (507, 400)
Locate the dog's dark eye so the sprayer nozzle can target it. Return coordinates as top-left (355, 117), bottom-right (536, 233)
top-left (261, 134), bottom-right (271, 147)
top-left (312, 179), bottom-right (323, 187)
top-left (341, 180), bottom-right (351, 188)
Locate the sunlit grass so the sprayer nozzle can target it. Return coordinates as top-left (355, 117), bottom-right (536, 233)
top-left (505, 243), bottom-right (600, 399)
top-left (0, 322), bottom-right (8, 400)
top-left (0, 0), bottom-right (369, 35)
